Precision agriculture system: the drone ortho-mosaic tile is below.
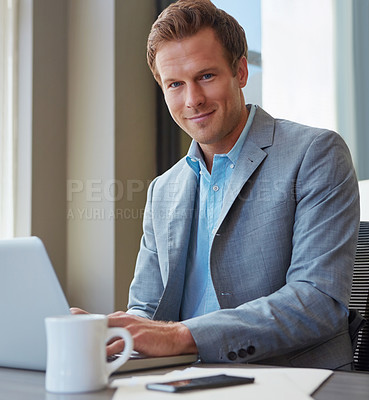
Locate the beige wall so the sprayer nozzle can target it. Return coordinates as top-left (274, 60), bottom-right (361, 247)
top-left (24, 0), bottom-right (157, 313)
top-left (26, 0), bottom-right (68, 288)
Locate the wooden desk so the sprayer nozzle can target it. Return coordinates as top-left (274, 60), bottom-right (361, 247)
top-left (1, 365), bottom-right (368, 400)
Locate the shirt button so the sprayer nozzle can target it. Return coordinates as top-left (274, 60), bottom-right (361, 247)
top-left (227, 351), bottom-right (237, 361)
top-left (230, 164), bottom-right (235, 169)
top-left (238, 348), bottom-right (248, 358)
top-left (213, 185), bottom-right (219, 192)
top-left (247, 345), bottom-right (256, 355)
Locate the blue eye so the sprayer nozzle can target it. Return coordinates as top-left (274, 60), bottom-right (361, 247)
top-left (170, 82), bottom-right (182, 88)
top-left (202, 73), bottom-right (213, 80)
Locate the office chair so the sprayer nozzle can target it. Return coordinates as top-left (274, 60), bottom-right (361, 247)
top-left (349, 221), bottom-right (369, 371)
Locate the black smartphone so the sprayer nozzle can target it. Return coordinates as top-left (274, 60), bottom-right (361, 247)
top-left (146, 374), bottom-right (255, 393)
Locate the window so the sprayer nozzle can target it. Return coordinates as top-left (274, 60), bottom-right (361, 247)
top-left (213, 0), bottom-right (369, 179)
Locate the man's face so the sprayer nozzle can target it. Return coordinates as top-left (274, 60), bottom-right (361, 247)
top-left (155, 28), bottom-right (248, 155)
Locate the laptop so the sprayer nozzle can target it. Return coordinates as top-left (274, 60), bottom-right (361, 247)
top-left (0, 237), bottom-right (198, 372)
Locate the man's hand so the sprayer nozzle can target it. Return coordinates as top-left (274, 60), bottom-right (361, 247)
top-left (70, 307), bottom-right (89, 315)
top-left (70, 308), bottom-right (197, 357)
top-left (107, 311), bottom-right (197, 357)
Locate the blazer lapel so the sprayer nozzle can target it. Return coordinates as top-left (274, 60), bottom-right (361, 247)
top-left (216, 107), bottom-right (275, 231)
top-left (153, 162), bottom-right (197, 321)
top-left (167, 163), bottom-right (198, 257)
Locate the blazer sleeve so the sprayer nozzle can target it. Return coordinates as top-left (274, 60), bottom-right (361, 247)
top-left (182, 130), bottom-right (360, 365)
top-left (126, 177), bottom-right (164, 319)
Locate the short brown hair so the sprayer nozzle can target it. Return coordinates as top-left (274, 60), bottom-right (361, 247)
top-left (147, 0), bottom-right (248, 83)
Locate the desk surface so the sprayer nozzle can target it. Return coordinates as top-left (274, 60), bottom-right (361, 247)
top-left (1, 365), bottom-right (368, 400)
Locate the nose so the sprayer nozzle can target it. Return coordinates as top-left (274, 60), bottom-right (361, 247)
top-left (185, 83), bottom-right (205, 109)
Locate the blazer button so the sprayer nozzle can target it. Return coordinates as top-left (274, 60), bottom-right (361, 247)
top-left (238, 348), bottom-right (248, 358)
top-left (227, 351), bottom-right (237, 361)
top-left (247, 345), bottom-right (256, 355)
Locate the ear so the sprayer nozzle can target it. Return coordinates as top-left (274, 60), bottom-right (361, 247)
top-left (237, 56), bottom-right (248, 89)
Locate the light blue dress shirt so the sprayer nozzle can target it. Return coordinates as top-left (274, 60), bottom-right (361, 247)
top-left (180, 104), bottom-right (257, 320)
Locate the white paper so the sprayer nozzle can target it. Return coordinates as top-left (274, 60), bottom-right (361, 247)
top-left (110, 366), bottom-right (332, 400)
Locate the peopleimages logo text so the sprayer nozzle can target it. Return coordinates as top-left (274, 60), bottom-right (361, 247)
top-left (67, 179), bottom-right (152, 202)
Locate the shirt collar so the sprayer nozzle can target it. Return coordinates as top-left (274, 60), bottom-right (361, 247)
top-left (186, 104), bottom-right (257, 176)
top-left (186, 140), bottom-right (203, 176)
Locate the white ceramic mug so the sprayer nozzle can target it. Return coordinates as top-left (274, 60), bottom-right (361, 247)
top-left (45, 314), bottom-right (133, 393)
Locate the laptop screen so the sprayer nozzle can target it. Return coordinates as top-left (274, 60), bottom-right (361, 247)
top-left (0, 237), bottom-right (70, 370)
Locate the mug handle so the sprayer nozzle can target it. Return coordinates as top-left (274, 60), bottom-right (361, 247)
top-left (105, 327), bottom-right (133, 375)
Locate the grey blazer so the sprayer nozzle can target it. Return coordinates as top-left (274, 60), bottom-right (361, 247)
top-left (127, 106), bottom-right (360, 370)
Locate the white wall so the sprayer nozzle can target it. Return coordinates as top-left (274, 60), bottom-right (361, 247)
top-left (67, 0), bottom-right (115, 313)
top-left (16, 0), bottom-right (32, 238)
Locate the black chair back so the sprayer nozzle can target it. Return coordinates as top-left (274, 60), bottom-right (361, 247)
top-left (349, 221), bottom-right (369, 371)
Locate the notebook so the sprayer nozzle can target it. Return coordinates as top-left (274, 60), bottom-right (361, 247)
top-left (0, 236), bottom-right (198, 372)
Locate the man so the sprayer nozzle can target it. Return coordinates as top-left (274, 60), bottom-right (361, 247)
top-left (72, 0), bottom-right (360, 369)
